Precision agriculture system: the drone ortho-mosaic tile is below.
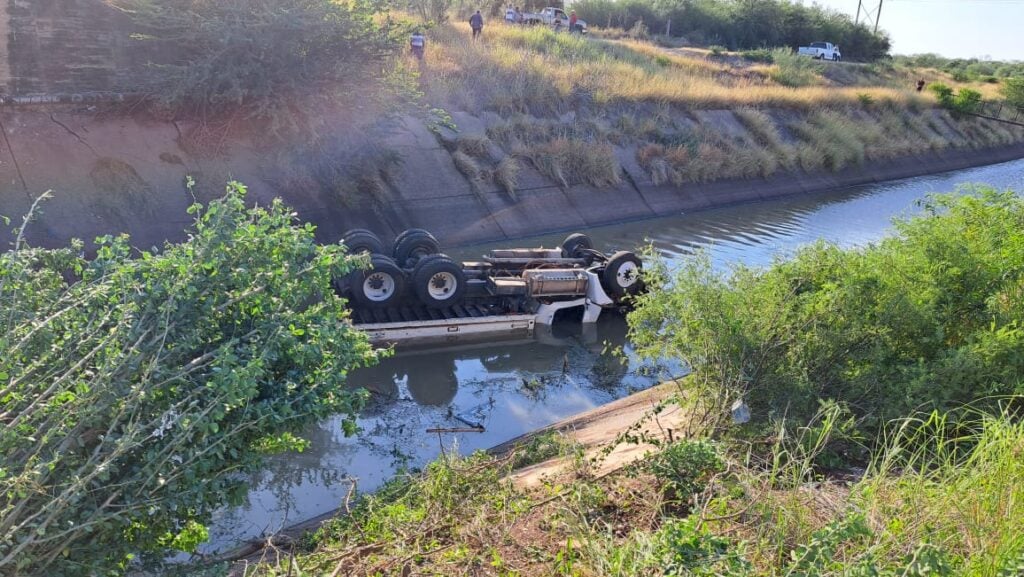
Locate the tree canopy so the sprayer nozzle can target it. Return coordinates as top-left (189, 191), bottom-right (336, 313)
top-left (574, 0), bottom-right (892, 60)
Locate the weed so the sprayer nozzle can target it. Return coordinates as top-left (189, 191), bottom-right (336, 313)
top-left (769, 47), bottom-right (823, 88)
top-left (495, 156), bottom-right (522, 200)
top-left (645, 440), bottom-right (723, 508)
top-left (512, 430), bottom-right (571, 469)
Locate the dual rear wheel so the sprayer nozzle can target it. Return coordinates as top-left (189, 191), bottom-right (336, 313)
top-left (340, 229), bottom-right (464, 309)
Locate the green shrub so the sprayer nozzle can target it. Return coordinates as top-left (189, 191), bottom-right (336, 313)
top-left (0, 183), bottom-right (381, 575)
top-left (628, 188), bottom-right (1024, 439)
top-left (769, 47), bottom-right (823, 87)
top-left (953, 88), bottom-right (983, 113)
top-left (645, 440), bottom-right (723, 505)
top-left (740, 48), bottom-right (775, 63)
top-left (929, 82), bottom-right (955, 107)
top-left (1001, 77), bottom-right (1024, 108)
top-left (931, 83), bottom-right (983, 114)
top-left (511, 430), bottom-right (570, 468)
top-left (656, 516), bottom-right (750, 576)
top-left (708, 45), bottom-right (727, 56)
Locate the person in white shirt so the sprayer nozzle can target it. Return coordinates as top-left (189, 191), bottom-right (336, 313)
top-left (505, 6), bottom-right (516, 23)
top-left (410, 31), bottom-right (425, 60)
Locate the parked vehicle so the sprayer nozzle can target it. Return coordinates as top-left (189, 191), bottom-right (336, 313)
top-left (798, 42), bottom-right (842, 61)
top-left (521, 7), bottom-right (588, 33)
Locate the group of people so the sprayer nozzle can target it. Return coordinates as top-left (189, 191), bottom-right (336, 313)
top-left (502, 6), bottom-right (525, 25)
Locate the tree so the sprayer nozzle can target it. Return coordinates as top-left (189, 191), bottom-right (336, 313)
top-left (1001, 77), bottom-right (1024, 108)
top-left (0, 182), bottom-right (382, 575)
top-left (107, 0), bottom-right (407, 127)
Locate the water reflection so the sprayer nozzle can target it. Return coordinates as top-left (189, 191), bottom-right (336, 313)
top-left (207, 158), bottom-right (1024, 552)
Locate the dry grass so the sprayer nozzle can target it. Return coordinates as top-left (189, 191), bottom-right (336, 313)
top-left (526, 138), bottom-right (621, 187)
top-left (414, 22), bottom-right (1024, 191)
top-left (425, 24), bottom-right (928, 114)
top-left (494, 156), bottom-right (521, 200)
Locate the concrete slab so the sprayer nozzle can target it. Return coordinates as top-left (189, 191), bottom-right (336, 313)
top-left (477, 185), bottom-right (589, 240)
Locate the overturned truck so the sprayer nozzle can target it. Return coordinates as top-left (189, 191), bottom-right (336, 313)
top-left (335, 229), bottom-right (644, 348)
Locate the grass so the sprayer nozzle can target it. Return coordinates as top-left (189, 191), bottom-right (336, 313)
top-left (237, 403), bottom-right (1024, 576)
top-left (425, 24), bottom-right (928, 114)
top-left (414, 23), bottom-right (1024, 189)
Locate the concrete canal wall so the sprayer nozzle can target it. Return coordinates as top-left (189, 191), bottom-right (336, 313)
top-left (1, 104), bottom-right (1023, 251)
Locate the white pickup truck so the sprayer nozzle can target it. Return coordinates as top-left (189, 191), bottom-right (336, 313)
top-left (798, 42), bottom-right (842, 61)
top-left (522, 7), bottom-right (588, 33)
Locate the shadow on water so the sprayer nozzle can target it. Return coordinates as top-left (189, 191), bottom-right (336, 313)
top-left (206, 158), bottom-right (1024, 552)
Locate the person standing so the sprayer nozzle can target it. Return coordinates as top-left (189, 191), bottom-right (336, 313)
top-left (505, 5), bottom-right (515, 24)
top-left (410, 30), bottom-right (426, 60)
top-left (569, 10), bottom-right (578, 33)
top-left (470, 10), bottom-right (484, 40)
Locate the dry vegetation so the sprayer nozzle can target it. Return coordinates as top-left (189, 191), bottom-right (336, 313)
top-left (415, 23), bottom-right (1024, 188)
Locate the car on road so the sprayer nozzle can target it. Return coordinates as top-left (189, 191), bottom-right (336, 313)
top-left (798, 42), bottom-right (842, 61)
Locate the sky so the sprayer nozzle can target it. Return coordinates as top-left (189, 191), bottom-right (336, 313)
top-left (803, 0), bottom-right (1024, 60)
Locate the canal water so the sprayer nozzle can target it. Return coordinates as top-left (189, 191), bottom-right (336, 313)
top-left (207, 159), bottom-right (1024, 551)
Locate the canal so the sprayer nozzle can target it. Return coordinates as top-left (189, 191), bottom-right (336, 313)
top-left (207, 158), bottom-right (1024, 551)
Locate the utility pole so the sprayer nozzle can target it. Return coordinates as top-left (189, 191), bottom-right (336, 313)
top-left (855, 0), bottom-right (884, 34)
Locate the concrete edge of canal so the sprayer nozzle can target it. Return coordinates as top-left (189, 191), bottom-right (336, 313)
top-left (216, 382), bottom-right (684, 567)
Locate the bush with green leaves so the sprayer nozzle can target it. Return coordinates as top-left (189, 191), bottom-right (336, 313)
top-left (769, 47), bottom-right (823, 87)
top-left (929, 82), bottom-right (984, 114)
top-left (628, 187), bottom-right (1024, 439)
top-left (1001, 77), bottom-right (1024, 108)
top-left (644, 440), bottom-right (723, 507)
top-left (0, 182), bottom-right (381, 576)
top-left (108, 0), bottom-right (406, 127)
top-left (656, 516), bottom-right (750, 576)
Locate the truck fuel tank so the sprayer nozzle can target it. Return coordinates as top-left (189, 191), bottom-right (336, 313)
top-left (522, 268), bottom-right (589, 297)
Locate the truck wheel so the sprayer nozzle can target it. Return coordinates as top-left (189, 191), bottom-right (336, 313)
top-left (602, 251), bottom-right (643, 298)
top-left (394, 229), bottom-right (441, 268)
top-left (342, 229), bottom-right (386, 255)
top-left (561, 233), bottom-right (594, 260)
top-left (413, 254), bottom-right (466, 308)
top-left (348, 255), bottom-right (407, 309)
top-left (393, 228), bottom-right (434, 252)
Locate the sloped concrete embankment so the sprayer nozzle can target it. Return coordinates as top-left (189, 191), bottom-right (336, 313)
top-left (1, 105), bottom-right (1023, 251)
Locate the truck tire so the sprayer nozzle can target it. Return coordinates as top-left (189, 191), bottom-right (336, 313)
top-left (561, 233), bottom-right (594, 260)
top-left (412, 254), bottom-right (466, 308)
top-left (394, 229), bottom-right (441, 268)
top-left (342, 229), bottom-right (386, 255)
top-left (393, 228), bottom-right (434, 252)
top-left (602, 251), bottom-right (643, 298)
top-left (348, 255), bottom-right (407, 309)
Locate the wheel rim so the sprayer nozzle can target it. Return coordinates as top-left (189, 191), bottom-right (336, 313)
top-left (363, 272), bottom-right (396, 302)
top-left (615, 262), bottom-right (640, 288)
top-left (427, 271), bottom-right (458, 300)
